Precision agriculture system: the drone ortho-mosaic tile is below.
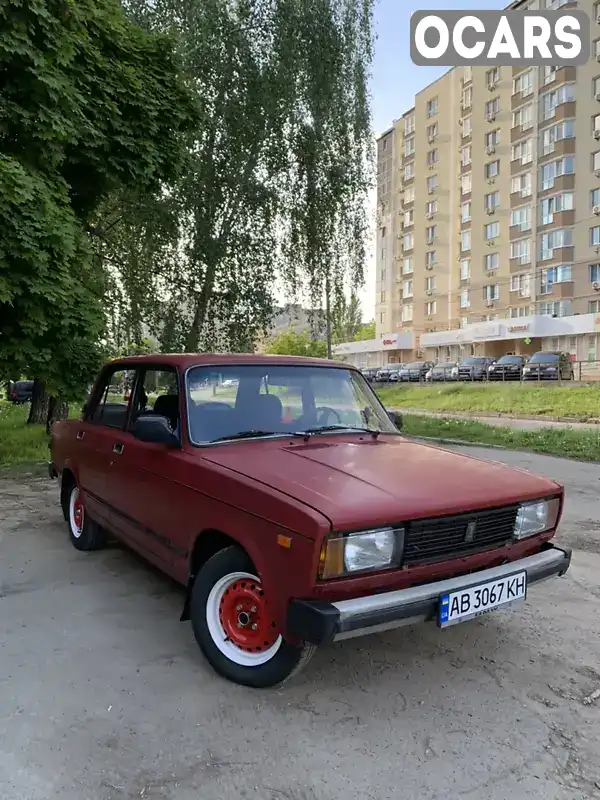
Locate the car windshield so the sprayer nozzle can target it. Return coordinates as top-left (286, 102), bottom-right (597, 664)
top-left (406, 362), bottom-right (425, 369)
top-left (461, 357), bottom-right (487, 366)
top-left (529, 352), bottom-right (559, 363)
top-left (497, 356), bottom-right (522, 364)
top-left (435, 363), bottom-right (456, 370)
top-left (185, 364), bottom-right (399, 444)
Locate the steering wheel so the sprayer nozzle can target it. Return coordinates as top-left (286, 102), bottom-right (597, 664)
top-left (316, 406), bottom-right (342, 426)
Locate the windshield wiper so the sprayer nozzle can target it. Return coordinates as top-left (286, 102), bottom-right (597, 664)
top-left (212, 429), bottom-right (306, 443)
top-left (298, 424), bottom-right (380, 439)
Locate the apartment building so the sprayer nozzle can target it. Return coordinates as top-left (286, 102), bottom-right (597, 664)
top-left (337, 0), bottom-right (600, 370)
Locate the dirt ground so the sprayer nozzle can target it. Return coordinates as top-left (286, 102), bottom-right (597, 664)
top-left (1, 446), bottom-right (599, 800)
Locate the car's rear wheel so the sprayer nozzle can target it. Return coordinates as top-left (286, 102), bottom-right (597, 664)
top-left (66, 485), bottom-right (106, 551)
top-left (190, 546), bottom-right (315, 688)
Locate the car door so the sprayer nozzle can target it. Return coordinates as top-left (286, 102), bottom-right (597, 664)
top-left (102, 365), bottom-right (191, 571)
top-left (75, 366), bottom-right (134, 526)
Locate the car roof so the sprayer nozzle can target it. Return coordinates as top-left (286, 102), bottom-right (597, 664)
top-left (106, 353), bottom-right (352, 371)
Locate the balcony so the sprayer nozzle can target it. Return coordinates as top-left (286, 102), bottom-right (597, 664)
top-left (538, 210), bottom-right (575, 231)
top-left (538, 174), bottom-right (575, 197)
top-left (538, 246), bottom-right (574, 265)
top-left (540, 281), bottom-right (575, 299)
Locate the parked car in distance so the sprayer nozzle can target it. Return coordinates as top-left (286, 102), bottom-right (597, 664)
top-left (6, 379), bottom-right (34, 404)
top-left (488, 355), bottom-right (528, 381)
top-left (425, 362), bottom-right (458, 382)
top-left (522, 351), bottom-right (574, 381)
top-left (375, 364), bottom-right (402, 382)
top-left (49, 353), bottom-right (571, 688)
top-left (386, 364), bottom-right (405, 383)
top-left (398, 361), bottom-right (435, 382)
top-left (361, 367), bottom-right (379, 383)
top-left (457, 356), bottom-right (496, 381)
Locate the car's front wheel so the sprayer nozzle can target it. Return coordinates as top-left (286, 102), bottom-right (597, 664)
top-left (65, 484), bottom-right (107, 551)
top-left (190, 546), bottom-right (315, 688)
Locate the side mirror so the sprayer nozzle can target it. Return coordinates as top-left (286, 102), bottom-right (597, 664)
top-left (132, 414), bottom-right (179, 447)
top-left (387, 410), bottom-right (403, 431)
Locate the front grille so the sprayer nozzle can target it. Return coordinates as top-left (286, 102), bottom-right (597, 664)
top-left (402, 504), bottom-right (519, 566)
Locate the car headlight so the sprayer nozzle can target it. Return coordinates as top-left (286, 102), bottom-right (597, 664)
top-left (318, 527), bottom-right (401, 578)
top-left (513, 497), bottom-right (561, 540)
top-left (547, 366), bottom-right (557, 371)
top-left (523, 366), bottom-right (531, 373)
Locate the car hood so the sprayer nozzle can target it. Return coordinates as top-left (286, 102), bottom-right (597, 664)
top-left (201, 437), bottom-right (561, 533)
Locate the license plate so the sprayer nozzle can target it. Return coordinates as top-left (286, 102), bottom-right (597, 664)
top-left (438, 570), bottom-right (527, 628)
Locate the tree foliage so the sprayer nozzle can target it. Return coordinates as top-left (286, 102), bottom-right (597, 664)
top-left (331, 291), bottom-right (363, 344)
top-left (0, 0), bottom-right (197, 403)
top-left (264, 330), bottom-right (327, 359)
top-left (355, 319), bottom-right (375, 341)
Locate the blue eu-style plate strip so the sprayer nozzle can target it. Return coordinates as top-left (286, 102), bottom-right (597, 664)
top-left (439, 594), bottom-right (450, 624)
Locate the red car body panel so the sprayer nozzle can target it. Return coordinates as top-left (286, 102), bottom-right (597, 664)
top-left (50, 353), bottom-right (565, 636)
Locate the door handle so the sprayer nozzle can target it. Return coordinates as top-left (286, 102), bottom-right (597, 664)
top-left (76, 431), bottom-right (85, 440)
top-left (112, 443), bottom-right (124, 455)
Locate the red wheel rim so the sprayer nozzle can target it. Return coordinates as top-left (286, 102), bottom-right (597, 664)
top-left (73, 494), bottom-right (84, 533)
top-left (218, 578), bottom-right (279, 653)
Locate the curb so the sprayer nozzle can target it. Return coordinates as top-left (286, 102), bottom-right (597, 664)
top-left (392, 407), bottom-right (599, 427)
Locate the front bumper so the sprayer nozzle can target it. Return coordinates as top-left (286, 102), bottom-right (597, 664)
top-left (287, 544), bottom-right (571, 646)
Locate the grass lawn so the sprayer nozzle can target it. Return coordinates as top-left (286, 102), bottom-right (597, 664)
top-left (0, 402), bottom-right (50, 469)
top-left (376, 383), bottom-right (600, 421)
top-left (403, 414), bottom-right (600, 462)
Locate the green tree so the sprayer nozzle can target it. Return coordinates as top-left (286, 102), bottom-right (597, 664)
top-left (331, 292), bottom-right (363, 344)
top-left (0, 0), bottom-right (197, 425)
top-left (355, 319), bottom-right (375, 340)
top-left (264, 330), bottom-right (327, 359)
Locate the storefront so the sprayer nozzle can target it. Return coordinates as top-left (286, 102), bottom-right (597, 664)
top-left (420, 314), bottom-right (600, 366)
top-left (333, 332), bottom-right (415, 368)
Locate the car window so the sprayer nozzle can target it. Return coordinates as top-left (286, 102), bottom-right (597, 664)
top-left (529, 352), bottom-right (559, 363)
top-left (88, 369), bottom-right (133, 429)
top-left (185, 364), bottom-right (397, 444)
top-left (130, 368), bottom-right (180, 432)
top-left (497, 356), bottom-right (522, 364)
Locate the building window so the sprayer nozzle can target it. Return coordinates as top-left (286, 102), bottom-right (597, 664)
top-left (513, 70), bottom-right (533, 96)
top-left (593, 151), bottom-right (600, 172)
top-left (540, 156), bottom-right (575, 191)
top-left (403, 232), bottom-right (414, 250)
top-left (511, 238), bottom-right (532, 264)
top-left (427, 175), bottom-right (438, 193)
top-left (425, 301), bottom-right (437, 316)
top-left (404, 209), bottom-right (414, 227)
top-left (426, 250), bottom-right (436, 267)
top-left (426, 225), bottom-right (437, 244)
top-left (540, 193), bottom-right (573, 225)
top-left (484, 221), bottom-right (500, 240)
top-left (462, 115), bottom-right (472, 138)
top-left (425, 276), bottom-right (435, 292)
top-left (427, 123), bottom-right (438, 140)
top-left (460, 258), bottom-right (471, 281)
top-left (594, 76), bottom-right (600, 97)
top-left (461, 201), bottom-right (471, 222)
top-left (587, 334), bottom-right (597, 363)
top-left (427, 149), bottom-right (438, 166)
top-left (541, 265), bottom-right (572, 293)
top-left (427, 97), bottom-right (438, 117)
top-left (511, 138), bottom-right (533, 165)
top-left (483, 284), bottom-right (500, 302)
top-left (511, 171), bottom-right (532, 197)
top-left (461, 230), bottom-right (471, 252)
top-left (380, 268), bottom-right (387, 281)
top-left (404, 185), bottom-right (415, 205)
top-left (594, 113), bottom-right (600, 134)
top-left (379, 312), bottom-right (384, 324)
top-left (403, 279), bottom-right (413, 297)
top-left (463, 65), bottom-right (472, 83)
top-left (589, 300), bottom-right (600, 313)
top-left (539, 300), bottom-right (572, 317)
top-left (592, 189), bottom-right (600, 209)
top-left (404, 137), bottom-right (415, 156)
top-left (404, 162), bottom-right (414, 181)
top-left (510, 274), bottom-right (532, 297)
top-left (461, 173), bottom-right (472, 195)
top-left (540, 84), bottom-right (575, 121)
top-left (510, 206), bottom-right (532, 231)
top-left (426, 200), bottom-right (438, 216)
top-left (460, 145), bottom-right (471, 166)
top-left (512, 104), bottom-right (533, 130)
top-left (485, 160), bottom-right (500, 179)
top-left (404, 115), bottom-right (415, 135)
top-left (591, 226), bottom-right (600, 247)
top-left (403, 256), bottom-right (413, 275)
top-left (462, 85), bottom-right (473, 108)
top-left (459, 290), bottom-right (470, 309)
top-left (485, 97), bottom-right (500, 118)
top-left (380, 291), bottom-right (386, 303)
top-left (485, 190), bottom-right (500, 210)
top-left (542, 64), bottom-right (557, 85)
top-left (590, 263), bottom-right (600, 283)
top-left (402, 303), bottom-right (413, 322)
top-left (540, 229), bottom-right (573, 260)
top-left (485, 252), bottom-right (500, 271)
top-left (510, 305), bottom-right (531, 318)
top-left (486, 67), bottom-right (501, 88)
top-left (485, 130), bottom-right (500, 148)
top-left (541, 120), bottom-right (575, 156)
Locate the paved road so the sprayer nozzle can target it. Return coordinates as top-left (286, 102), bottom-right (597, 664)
top-left (1, 448), bottom-right (599, 800)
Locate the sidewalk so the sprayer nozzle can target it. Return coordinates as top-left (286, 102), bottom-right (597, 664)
top-left (394, 407), bottom-right (600, 432)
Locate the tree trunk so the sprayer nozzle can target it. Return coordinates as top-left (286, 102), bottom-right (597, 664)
top-left (46, 396), bottom-right (69, 434)
top-left (27, 379), bottom-right (50, 424)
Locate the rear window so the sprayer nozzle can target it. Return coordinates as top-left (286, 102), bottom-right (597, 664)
top-left (16, 381), bottom-right (34, 389)
top-left (529, 352), bottom-right (559, 363)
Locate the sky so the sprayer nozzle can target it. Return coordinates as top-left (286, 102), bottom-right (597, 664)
top-left (360, 0), bottom-right (508, 321)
